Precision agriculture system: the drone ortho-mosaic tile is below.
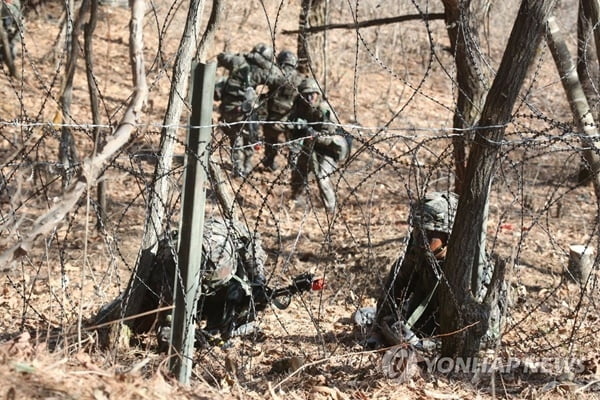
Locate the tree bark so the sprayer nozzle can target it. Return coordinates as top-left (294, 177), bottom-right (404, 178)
top-left (93, 0), bottom-right (208, 329)
top-left (546, 15), bottom-right (600, 200)
top-left (83, 0), bottom-right (107, 229)
top-left (297, 0), bottom-right (326, 76)
top-left (0, 16), bottom-right (16, 77)
top-left (577, 0), bottom-right (600, 115)
top-left (195, 0), bottom-right (223, 62)
top-left (440, 0), bottom-right (557, 358)
top-left (58, 0), bottom-right (90, 189)
top-left (441, 0), bottom-right (490, 195)
top-left (581, 0), bottom-right (600, 68)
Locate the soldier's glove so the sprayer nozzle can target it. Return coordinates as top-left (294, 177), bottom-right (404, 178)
top-left (306, 127), bottom-right (318, 138)
top-left (294, 118), bottom-right (308, 130)
top-left (251, 277), bottom-right (270, 311)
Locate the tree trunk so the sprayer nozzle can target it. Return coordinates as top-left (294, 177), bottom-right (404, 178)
top-left (439, 0), bottom-right (557, 358)
top-left (93, 0), bottom-right (209, 331)
top-left (297, 0), bottom-right (326, 76)
top-left (59, 0), bottom-right (91, 189)
top-left (577, 0), bottom-right (600, 116)
top-left (83, 0), bottom-right (107, 229)
top-left (581, 0), bottom-right (600, 69)
top-left (546, 15), bottom-right (600, 201)
top-left (0, 16), bottom-right (16, 77)
top-left (441, 0), bottom-right (490, 195)
top-left (195, 0), bottom-right (223, 62)
top-left (0, 0), bottom-right (148, 269)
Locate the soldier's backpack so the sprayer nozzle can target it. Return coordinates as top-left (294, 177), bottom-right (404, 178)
top-left (315, 131), bottom-right (352, 162)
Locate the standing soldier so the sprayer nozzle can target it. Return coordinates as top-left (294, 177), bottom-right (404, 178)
top-left (261, 50), bottom-right (304, 171)
top-left (217, 44), bottom-right (281, 177)
top-left (288, 78), bottom-right (351, 213)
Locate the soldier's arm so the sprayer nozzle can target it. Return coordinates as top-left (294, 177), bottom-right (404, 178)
top-left (252, 64), bottom-right (284, 88)
top-left (217, 52), bottom-right (243, 71)
top-left (318, 104), bottom-right (339, 135)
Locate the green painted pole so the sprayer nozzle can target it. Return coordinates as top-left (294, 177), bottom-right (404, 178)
top-left (170, 61), bottom-right (216, 384)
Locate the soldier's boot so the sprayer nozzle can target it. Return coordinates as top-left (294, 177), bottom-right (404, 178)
top-left (243, 149), bottom-right (254, 176)
top-left (262, 150), bottom-right (278, 171)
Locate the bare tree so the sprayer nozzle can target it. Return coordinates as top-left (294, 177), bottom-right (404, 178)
top-left (0, 16), bottom-right (16, 76)
top-left (439, 0), bottom-right (557, 358)
top-left (83, 0), bottom-right (107, 229)
top-left (546, 16), bottom-right (600, 201)
top-left (577, 0), bottom-right (600, 113)
top-left (195, 0), bottom-right (223, 61)
top-left (58, 0), bottom-right (90, 189)
top-left (576, 0), bottom-right (600, 182)
top-left (0, 0), bottom-right (148, 270)
top-left (297, 0), bottom-right (326, 76)
top-left (92, 0), bottom-right (226, 332)
top-left (441, 0), bottom-right (490, 195)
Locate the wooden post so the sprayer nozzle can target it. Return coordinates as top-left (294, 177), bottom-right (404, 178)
top-left (170, 61), bottom-right (216, 384)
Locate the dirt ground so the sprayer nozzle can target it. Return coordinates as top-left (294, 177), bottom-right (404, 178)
top-left (0, 0), bottom-right (599, 399)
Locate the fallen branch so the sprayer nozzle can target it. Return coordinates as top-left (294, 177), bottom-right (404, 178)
top-left (282, 12), bottom-right (445, 35)
top-left (0, 0), bottom-right (148, 269)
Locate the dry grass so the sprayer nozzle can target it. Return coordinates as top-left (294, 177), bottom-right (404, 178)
top-left (0, 0), bottom-right (599, 399)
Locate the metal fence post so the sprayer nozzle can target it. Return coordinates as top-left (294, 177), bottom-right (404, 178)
top-left (170, 61), bottom-right (216, 384)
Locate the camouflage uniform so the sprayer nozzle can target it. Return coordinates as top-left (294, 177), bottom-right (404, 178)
top-left (217, 44), bottom-right (282, 177)
top-left (0, 0), bottom-right (22, 62)
top-left (154, 216), bottom-right (267, 347)
top-left (288, 78), bottom-right (350, 212)
top-left (261, 50), bottom-right (304, 171)
top-left (374, 192), bottom-right (505, 348)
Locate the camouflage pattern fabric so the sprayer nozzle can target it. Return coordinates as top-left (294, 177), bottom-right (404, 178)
top-left (262, 64), bottom-right (304, 170)
top-left (217, 50), bottom-right (282, 176)
top-left (375, 191), bottom-right (505, 349)
top-left (288, 96), bottom-right (345, 212)
top-left (201, 216), bottom-right (266, 291)
top-left (152, 216), bottom-right (267, 345)
top-left (410, 191), bottom-right (458, 234)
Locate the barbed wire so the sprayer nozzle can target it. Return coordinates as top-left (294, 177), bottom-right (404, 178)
top-left (0, 0), bottom-right (598, 393)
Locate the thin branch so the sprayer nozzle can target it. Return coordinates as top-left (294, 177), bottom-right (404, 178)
top-left (0, 0), bottom-right (148, 269)
top-left (282, 12), bottom-right (445, 35)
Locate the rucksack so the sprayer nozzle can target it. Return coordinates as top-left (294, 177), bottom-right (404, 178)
top-left (315, 132), bottom-right (352, 162)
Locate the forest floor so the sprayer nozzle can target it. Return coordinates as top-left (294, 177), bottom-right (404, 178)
top-left (0, 0), bottom-right (599, 399)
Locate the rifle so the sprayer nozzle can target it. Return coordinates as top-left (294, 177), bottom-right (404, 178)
top-left (265, 272), bottom-right (325, 310)
top-left (202, 272), bottom-right (324, 342)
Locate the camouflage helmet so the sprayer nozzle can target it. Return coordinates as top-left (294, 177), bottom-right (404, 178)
top-left (298, 77), bottom-right (321, 95)
top-left (252, 43), bottom-right (274, 61)
top-left (277, 50), bottom-right (297, 68)
top-left (410, 191), bottom-right (458, 234)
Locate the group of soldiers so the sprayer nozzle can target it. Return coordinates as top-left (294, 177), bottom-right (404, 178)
top-left (145, 190), bottom-right (504, 358)
top-left (153, 45), bottom-right (505, 355)
top-left (214, 43), bottom-right (352, 213)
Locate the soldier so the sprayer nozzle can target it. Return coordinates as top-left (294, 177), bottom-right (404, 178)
top-left (261, 50), bottom-right (304, 171)
top-left (288, 77), bottom-right (351, 213)
top-left (217, 43), bottom-right (281, 177)
top-left (371, 191), bottom-right (504, 349)
top-left (0, 0), bottom-right (22, 63)
top-left (154, 216), bottom-right (268, 349)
